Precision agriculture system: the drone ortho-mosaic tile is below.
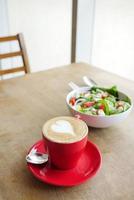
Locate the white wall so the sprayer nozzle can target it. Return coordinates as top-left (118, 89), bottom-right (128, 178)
top-left (76, 0), bottom-right (95, 63)
top-left (0, 0), bottom-right (13, 79)
top-left (7, 0), bottom-right (72, 72)
top-left (2, 0), bottom-right (134, 81)
top-left (0, 0), bottom-right (9, 36)
top-left (92, 0), bottom-right (134, 81)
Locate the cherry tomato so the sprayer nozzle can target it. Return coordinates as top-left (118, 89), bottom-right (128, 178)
top-left (69, 97), bottom-right (76, 106)
top-left (84, 102), bottom-right (95, 108)
top-left (99, 104), bottom-right (105, 110)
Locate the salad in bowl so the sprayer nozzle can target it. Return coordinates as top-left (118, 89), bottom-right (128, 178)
top-left (66, 85), bottom-right (132, 128)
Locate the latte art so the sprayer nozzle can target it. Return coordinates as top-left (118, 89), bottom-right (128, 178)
top-left (42, 116), bottom-right (88, 143)
top-left (51, 120), bottom-right (75, 136)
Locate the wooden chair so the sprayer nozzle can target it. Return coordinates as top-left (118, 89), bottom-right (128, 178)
top-left (0, 33), bottom-right (30, 76)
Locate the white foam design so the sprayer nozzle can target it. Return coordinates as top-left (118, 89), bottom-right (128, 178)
top-left (51, 120), bottom-right (75, 136)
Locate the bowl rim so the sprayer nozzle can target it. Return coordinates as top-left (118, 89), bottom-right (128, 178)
top-left (66, 86), bottom-right (133, 118)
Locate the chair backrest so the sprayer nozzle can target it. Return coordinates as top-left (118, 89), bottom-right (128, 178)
top-left (0, 33), bottom-right (30, 76)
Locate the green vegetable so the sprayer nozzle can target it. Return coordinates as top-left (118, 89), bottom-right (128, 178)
top-left (106, 86), bottom-right (118, 97)
top-left (98, 99), bottom-right (109, 115)
top-left (71, 85), bottom-right (131, 116)
top-left (91, 85), bottom-right (118, 97)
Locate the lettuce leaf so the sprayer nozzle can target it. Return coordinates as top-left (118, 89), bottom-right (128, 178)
top-left (98, 99), bottom-right (110, 115)
top-left (91, 85), bottom-right (118, 97)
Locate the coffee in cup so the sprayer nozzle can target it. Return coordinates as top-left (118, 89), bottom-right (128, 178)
top-left (42, 116), bottom-right (88, 169)
top-left (42, 116), bottom-right (87, 143)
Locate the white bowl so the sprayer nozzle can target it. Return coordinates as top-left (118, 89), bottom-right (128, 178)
top-left (66, 87), bottom-right (133, 128)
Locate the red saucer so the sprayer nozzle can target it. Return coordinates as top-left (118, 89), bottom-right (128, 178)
top-left (27, 140), bottom-right (102, 186)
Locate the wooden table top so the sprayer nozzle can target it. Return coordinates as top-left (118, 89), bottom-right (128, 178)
top-left (0, 63), bottom-right (134, 200)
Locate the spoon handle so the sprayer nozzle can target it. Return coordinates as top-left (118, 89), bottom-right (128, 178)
top-left (68, 81), bottom-right (80, 90)
top-left (83, 76), bottom-right (97, 87)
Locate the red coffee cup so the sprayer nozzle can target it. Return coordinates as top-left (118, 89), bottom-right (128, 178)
top-left (42, 117), bottom-right (88, 170)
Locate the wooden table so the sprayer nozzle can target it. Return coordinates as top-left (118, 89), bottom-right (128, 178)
top-left (0, 63), bottom-right (134, 200)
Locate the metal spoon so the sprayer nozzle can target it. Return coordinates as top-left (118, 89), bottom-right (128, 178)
top-left (83, 76), bottom-right (97, 88)
top-left (69, 77), bottom-right (97, 91)
top-left (26, 148), bottom-right (48, 164)
top-left (68, 81), bottom-right (80, 90)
